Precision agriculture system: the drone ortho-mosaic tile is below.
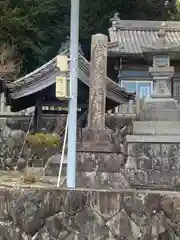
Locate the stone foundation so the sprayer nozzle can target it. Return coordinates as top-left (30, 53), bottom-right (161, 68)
top-left (125, 117), bottom-right (180, 190)
top-left (0, 187), bottom-right (179, 239)
top-left (126, 142), bottom-right (180, 188)
top-left (76, 125), bottom-right (128, 189)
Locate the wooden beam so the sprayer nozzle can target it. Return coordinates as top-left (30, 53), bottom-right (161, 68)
top-left (34, 99), bottom-right (43, 132)
top-left (42, 101), bottom-right (68, 107)
top-left (0, 114), bottom-right (68, 120)
top-left (42, 101), bottom-right (88, 109)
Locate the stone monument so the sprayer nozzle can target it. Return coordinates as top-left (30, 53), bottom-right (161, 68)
top-left (125, 28), bottom-right (180, 189)
top-left (81, 33), bottom-right (113, 147)
top-left (76, 34), bottom-right (128, 188)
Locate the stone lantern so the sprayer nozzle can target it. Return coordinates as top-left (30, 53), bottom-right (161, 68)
top-left (140, 27), bottom-right (180, 121)
top-left (125, 26), bottom-right (180, 189)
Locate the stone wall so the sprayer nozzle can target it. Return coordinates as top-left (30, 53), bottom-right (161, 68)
top-left (0, 187), bottom-right (179, 239)
top-left (0, 124), bottom-right (27, 170)
top-left (127, 143), bottom-right (180, 188)
top-left (0, 116), bottom-right (64, 170)
top-left (0, 114), bottom-right (133, 173)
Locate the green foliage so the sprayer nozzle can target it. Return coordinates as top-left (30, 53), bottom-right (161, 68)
top-left (0, 0), bottom-right (70, 73)
top-left (0, 0), bottom-right (177, 76)
top-left (27, 133), bottom-right (60, 148)
top-left (118, 0), bottom-right (173, 20)
top-left (170, 1), bottom-right (180, 20)
top-left (79, 0), bottom-right (174, 39)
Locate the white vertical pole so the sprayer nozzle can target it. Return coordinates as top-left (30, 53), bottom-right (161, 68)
top-left (67, 0), bottom-right (80, 188)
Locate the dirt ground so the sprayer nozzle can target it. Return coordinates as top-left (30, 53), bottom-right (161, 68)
top-left (0, 169), bottom-right (63, 188)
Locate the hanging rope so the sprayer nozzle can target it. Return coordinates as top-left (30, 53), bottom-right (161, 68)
top-left (57, 114), bottom-right (68, 187)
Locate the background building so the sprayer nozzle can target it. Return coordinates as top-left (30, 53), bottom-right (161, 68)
top-left (107, 14), bottom-right (180, 105)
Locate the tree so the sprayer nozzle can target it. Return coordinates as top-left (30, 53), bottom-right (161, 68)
top-left (0, 0), bottom-right (70, 75)
top-left (0, 0), bottom-right (177, 80)
top-left (79, 0), bottom-right (175, 39)
top-left (170, 0), bottom-right (180, 20)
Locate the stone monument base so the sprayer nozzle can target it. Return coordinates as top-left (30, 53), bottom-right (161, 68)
top-left (76, 126), bottom-right (128, 188)
top-left (138, 98), bottom-right (180, 121)
top-left (125, 119), bottom-right (180, 189)
top-left (78, 127), bottom-right (115, 152)
top-left (125, 141), bottom-right (180, 189)
top-left (133, 121), bottom-right (180, 135)
top-left (81, 127), bottom-right (112, 141)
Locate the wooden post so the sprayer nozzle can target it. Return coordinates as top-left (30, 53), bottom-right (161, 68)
top-left (34, 100), bottom-right (43, 132)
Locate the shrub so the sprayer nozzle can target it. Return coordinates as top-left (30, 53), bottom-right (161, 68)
top-left (26, 133), bottom-right (60, 148)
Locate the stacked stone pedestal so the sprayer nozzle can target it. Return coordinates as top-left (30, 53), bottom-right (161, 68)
top-left (138, 98), bottom-right (180, 121)
top-left (76, 127), bottom-right (129, 188)
top-left (124, 58), bottom-right (180, 189)
top-left (126, 96), bottom-right (180, 189)
top-left (75, 33), bottom-right (129, 189)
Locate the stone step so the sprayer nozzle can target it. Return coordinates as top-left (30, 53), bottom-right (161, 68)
top-left (138, 109), bottom-right (180, 121)
top-left (44, 170), bottom-right (130, 189)
top-left (144, 97), bottom-right (178, 109)
top-left (76, 172), bottom-right (130, 189)
top-left (45, 152), bottom-right (126, 176)
top-left (133, 121), bottom-right (180, 135)
top-left (138, 98), bottom-right (180, 121)
top-left (126, 134), bottom-right (180, 143)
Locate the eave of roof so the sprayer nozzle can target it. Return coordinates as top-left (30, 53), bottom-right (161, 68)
top-left (6, 49), bottom-right (134, 103)
top-left (108, 19), bottom-right (180, 56)
top-left (112, 19), bottom-right (180, 31)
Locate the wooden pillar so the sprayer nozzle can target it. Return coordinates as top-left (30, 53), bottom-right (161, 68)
top-left (34, 100), bottom-right (43, 132)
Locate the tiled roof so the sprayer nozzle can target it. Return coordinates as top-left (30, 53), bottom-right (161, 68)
top-left (6, 49), bottom-right (134, 103)
top-left (108, 16), bottom-right (180, 55)
top-left (111, 19), bottom-right (180, 31)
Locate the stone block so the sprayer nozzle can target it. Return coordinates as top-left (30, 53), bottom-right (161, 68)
top-left (81, 127), bottom-right (112, 143)
top-left (77, 125), bottom-right (124, 153)
top-left (126, 135), bottom-right (180, 143)
top-left (76, 172), bottom-right (130, 188)
top-left (133, 121), bottom-right (180, 135)
top-left (125, 143), bottom-right (180, 188)
top-left (139, 108), bottom-right (180, 121)
top-left (0, 188), bottom-right (179, 239)
top-left (77, 140), bottom-right (115, 152)
top-left (138, 98), bottom-right (180, 121)
top-left (145, 98), bottom-right (178, 109)
top-left (76, 152), bottom-right (125, 172)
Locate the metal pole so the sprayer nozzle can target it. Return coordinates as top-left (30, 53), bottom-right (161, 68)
top-left (67, 0), bottom-right (80, 188)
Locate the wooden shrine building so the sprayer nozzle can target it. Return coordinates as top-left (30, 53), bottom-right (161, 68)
top-left (4, 47), bottom-right (134, 130)
top-left (107, 13), bottom-right (180, 104)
